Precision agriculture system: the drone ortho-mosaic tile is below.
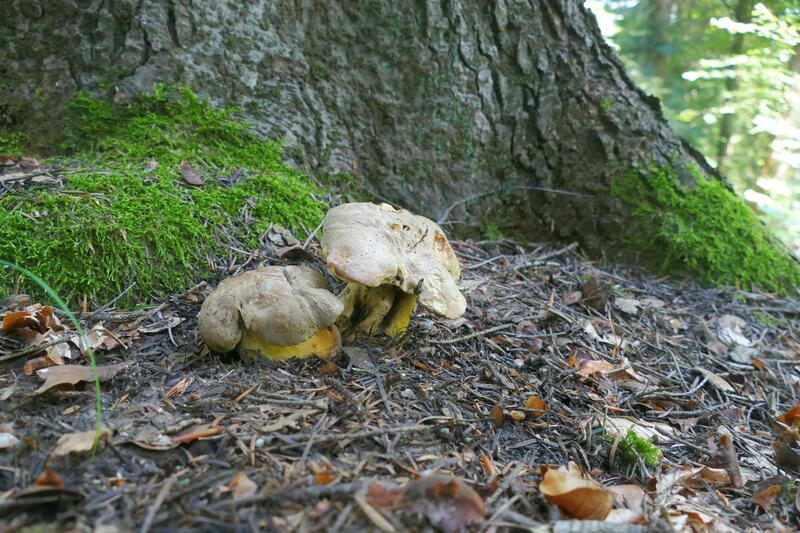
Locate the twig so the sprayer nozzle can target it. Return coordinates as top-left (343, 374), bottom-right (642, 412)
top-left (278, 423), bottom-right (436, 450)
top-left (83, 282), bottom-right (136, 320)
top-left (431, 323), bottom-right (514, 345)
top-left (140, 471), bottom-right (182, 533)
top-left (303, 218), bottom-right (325, 249)
top-left (0, 334), bottom-right (77, 363)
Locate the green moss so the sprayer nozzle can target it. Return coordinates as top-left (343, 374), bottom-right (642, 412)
top-left (0, 85), bottom-right (325, 305)
top-left (608, 429), bottom-right (662, 468)
top-left (0, 131), bottom-right (26, 156)
top-left (612, 163), bottom-right (800, 293)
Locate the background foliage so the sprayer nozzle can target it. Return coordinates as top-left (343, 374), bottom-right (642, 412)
top-left (589, 0), bottom-right (800, 254)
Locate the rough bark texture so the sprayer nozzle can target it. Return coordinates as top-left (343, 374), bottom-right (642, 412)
top-left (0, 0), bottom-right (720, 252)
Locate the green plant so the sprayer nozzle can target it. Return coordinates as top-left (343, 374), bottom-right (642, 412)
top-left (612, 162), bottom-right (800, 293)
top-left (0, 260), bottom-right (102, 451)
top-left (608, 428), bottom-right (662, 468)
top-left (0, 85), bottom-right (326, 306)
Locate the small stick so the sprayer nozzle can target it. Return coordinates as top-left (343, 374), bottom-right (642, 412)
top-left (0, 334), bottom-right (77, 363)
top-left (140, 471), bottom-right (182, 533)
top-left (431, 323), bottom-right (514, 345)
top-left (278, 423), bottom-right (434, 450)
top-left (303, 218), bottom-right (326, 249)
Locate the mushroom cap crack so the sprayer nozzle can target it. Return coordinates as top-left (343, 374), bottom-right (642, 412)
top-left (322, 202), bottom-right (466, 319)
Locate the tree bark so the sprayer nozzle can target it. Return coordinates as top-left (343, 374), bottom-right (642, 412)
top-left (0, 0), bottom-right (723, 254)
top-left (716, 0), bottom-right (754, 175)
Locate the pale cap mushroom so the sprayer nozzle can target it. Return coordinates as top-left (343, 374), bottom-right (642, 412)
top-left (197, 266), bottom-right (343, 360)
top-left (321, 202), bottom-right (466, 335)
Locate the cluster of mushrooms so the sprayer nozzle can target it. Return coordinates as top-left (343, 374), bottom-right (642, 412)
top-left (197, 202), bottom-right (467, 360)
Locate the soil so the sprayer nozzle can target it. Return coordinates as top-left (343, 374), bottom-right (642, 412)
top-left (2, 238), bottom-right (800, 532)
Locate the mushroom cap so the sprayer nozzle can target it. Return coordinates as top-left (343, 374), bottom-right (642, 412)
top-left (321, 202), bottom-right (466, 319)
top-left (197, 266), bottom-right (344, 352)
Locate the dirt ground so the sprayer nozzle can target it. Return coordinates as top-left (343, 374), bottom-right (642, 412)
top-left (2, 239), bottom-right (800, 532)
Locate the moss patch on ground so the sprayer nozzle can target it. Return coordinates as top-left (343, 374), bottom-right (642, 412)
top-left (0, 85), bottom-right (326, 306)
top-left (612, 163), bottom-right (800, 294)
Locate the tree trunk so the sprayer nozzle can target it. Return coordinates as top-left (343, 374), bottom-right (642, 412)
top-left (0, 0), bottom-right (729, 254)
top-left (716, 0), bottom-right (754, 175)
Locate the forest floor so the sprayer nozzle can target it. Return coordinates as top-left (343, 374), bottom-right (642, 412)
top-left (2, 233), bottom-right (800, 532)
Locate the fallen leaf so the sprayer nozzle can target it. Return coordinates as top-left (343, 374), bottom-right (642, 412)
top-left (35, 363), bottom-right (126, 394)
top-left (139, 316), bottom-right (183, 334)
top-left (165, 377), bottom-right (193, 399)
top-left (752, 485), bottom-right (781, 512)
top-left (509, 410), bottom-right (526, 421)
top-left (36, 468), bottom-right (64, 489)
top-left (773, 431), bottom-right (800, 473)
top-left (564, 291), bottom-right (582, 305)
top-left (23, 352), bottom-right (64, 375)
top-left (516, 320), bottom-right (537, 335)
top-left (479, 450), bottom-right (496, 476)
top-left (540, 462), bottom-right (613, 520)
top-left (604, 417), bottom-right (674, 442)
top-left (655, 466), bottom-right (732, 494)
top-left (404, 476), bottom-right (486, 533)
top-left (716, 315), bottom-right (751, 346)
top-left (490, 405), bottom-right (504, 427)
top-left (698, 368), bottom-right (735, 392)
top-left (180, 160), bottom-right (204, 186)
top-left (319, 361), bottom-right (339, 376)
top-left (525, 395), bottom-right (547, 417)
top-left (258, 408), bottom-right (319, 433)
top-left (615, 298), bottom-right (640, 315)
top-left (581, 276), bottom-right (613, 310)
top-left (52, 428), bottom-right (110, 456)
top-left (70, 323), bottom-right (124, 354)
top-left (2, 310), bottom-right (46, 334)
top-left (778, 405), bottom-right (800, 428)
top-left (229, 471), bottom-right (258, 500)
top-left (706, 432), bottom-right (742, 488)
top-left (314, 471), bottom-right (336, 485)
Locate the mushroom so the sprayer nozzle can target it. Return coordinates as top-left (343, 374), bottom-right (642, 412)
top-left (321, 202), bottom-right (466, 336)
top-left (197, 266), bottom-right (343, 360)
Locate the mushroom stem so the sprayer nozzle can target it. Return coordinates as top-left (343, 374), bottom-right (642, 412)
top-left (337, 283), bottom-right (417, 337)
top-left (238, 326), bottom-right (341, 361)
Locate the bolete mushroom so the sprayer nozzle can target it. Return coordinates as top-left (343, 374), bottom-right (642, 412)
top-left (197, 266), bottom-right (343, 360)
top-left (321, 202), bottom-right (466, 336)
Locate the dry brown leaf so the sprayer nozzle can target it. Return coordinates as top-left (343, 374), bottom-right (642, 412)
top-left (23, 352), bottom-right (64, 375)
top-left (180, 160), bottom-right (204, 186)
top-left (778, 404), bottom-right (800, 427)
top-left (36, 468), bottom-right (64, 489)
top-left (490, 405), bottom-right (504, 427)
top-left (698, 368), bottom-right (735, 392)
top-left (319, 361), bottom-right (339, 376)
top-left (314, 471), bottom-right (336, 485)
top-left (525, 395), bottom-right (547, 417)
top-left (366, 476), bottom-right (485, 533)
top-left (2, 310), bottom-right (46, 334)
top-left (509, 410), bottom-right (526, 421)
top-left (706, 432), bottom-right (742, 489)
top-left (404, 475), bottom-right (486, 533)
top-left (603, 416), bottom-right (674, 441)
top-left (479, 450), bottom-right (496, 477)
top-left (35, 363), bottom-right (126, 394)
top-left (229, 471), bottom-right (258, 500)
top-left (752, 485), bottom-right (781, 512)
top-left (655, 466), bottom-right (732, 494)
top-left (539, 462), bottom-right (613, 520)
top-left (165, 377), bottom-right (193, 399)
top-left (773, 431), bottom-right (800, 473)
top-left (52, 428), bottom-right (110, 456)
